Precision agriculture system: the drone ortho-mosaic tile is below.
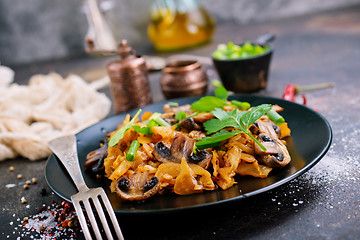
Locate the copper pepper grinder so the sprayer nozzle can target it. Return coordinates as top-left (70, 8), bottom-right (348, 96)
top-left (107, 40), bottom-right (153, 113)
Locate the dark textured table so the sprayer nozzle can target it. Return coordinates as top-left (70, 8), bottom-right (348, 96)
top-left (1, 5), bottom-right (360, 240)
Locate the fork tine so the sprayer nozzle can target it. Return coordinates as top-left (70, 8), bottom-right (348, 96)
top-left (72, 200), bottom-right (93, 240)
top-left (92, 196), bottom-right (114, 240)
top-left (98, 190), bottom-right (124, 240)
top-left (83, 199), bottom-right (103, 239)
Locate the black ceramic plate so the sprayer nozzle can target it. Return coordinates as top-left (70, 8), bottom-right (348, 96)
top-left (45, 95), bottom-right (332, 215)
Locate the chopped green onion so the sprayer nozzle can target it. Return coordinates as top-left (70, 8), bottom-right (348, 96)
top-left (154, 116), bottom-right (171, 127)
top-left (126, 140), bottom-right (140, 162)
top-left (267, 110), bottom-right (285, 125)
top-left (213, 41), bottom-right (270, 60)
top-left (230, 100), bottom-right (251, 110)
top-left (108, 109), bottom-right (142, 147)
top-left (168, 102), bottom-right (179, 107)
top-left (145, 113), bottom-right (171, 127)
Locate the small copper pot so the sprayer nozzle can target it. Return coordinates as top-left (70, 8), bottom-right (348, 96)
top-left (160, 60), bottom-right (208, 99)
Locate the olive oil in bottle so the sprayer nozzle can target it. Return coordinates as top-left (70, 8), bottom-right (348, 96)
top-left (147, 0), bottom-right (215, 51)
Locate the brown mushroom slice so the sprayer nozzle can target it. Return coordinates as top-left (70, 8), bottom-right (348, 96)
top-left (250, 120), bottom-right (281, 139)
top-left (153, 141), bottom-right (174, 163)
top-left (170, 133), bottom-right (196, 161)
top-left (192, 112), bottom-right (214, 123)
top-left (153, 133), bottom-right (194, 163)
top-left (179, 118), bottom-right (202, 131)
top-left (188, 150), bottom-right (212, 169)
top-left (254, 133), bottom-right (291, 168)
top-left (160, 112), bottom-right (177, 125)
top-left (115, 171), bottom-right (160, 201)
top-left (153, 133), bottom-right (212, 169)
top-left (272, 104), bottom-right (284, 112)
top-left (84, 140), bottom-right (108, 176)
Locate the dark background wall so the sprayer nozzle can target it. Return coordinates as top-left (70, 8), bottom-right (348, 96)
top-left (1, 0), bottom-right (359, 66)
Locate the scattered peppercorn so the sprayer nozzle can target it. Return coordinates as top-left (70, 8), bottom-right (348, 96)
top-left (32, 177), bottom-right (37, 184)
top-left (68, 220), bottom-right (74, 228)
top-left (12, 201), bottom-right (83, 239)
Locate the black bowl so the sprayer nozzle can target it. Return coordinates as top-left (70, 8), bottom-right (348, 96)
top-left (212, 45), bottom-right (273, 93)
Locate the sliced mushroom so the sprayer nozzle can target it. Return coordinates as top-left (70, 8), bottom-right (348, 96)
top-left (84, 139), bottom-right (108, 176)
top-left (192, 112), bottom-right (214, 123)
top-left (153, 133), bottom-right (212, 169)
top-left (254, 133), bottom-right (291, 168)
top-left (188, 150), bottom-right (212, 169)
top-left (250, 120), bottom-right (281, 139)
top-left (160, 112), bottom-right (177, 125)
top-left (170, 133), bottom-right (195, 161)
top-left (179, 118), bottom-right (202, 131)
top-left (115, 171), bottom-right (160, 201)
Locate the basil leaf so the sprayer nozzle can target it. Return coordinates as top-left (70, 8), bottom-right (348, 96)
top-left (132, 125), bottom-right (152, 135)
top-left (195, 130), bottom-right (241, 149)
top-left (240, 104), bottom-right (272, 130)
top-left (204, 109), bottom-right (245, 134)
top-left (214, 85), bottom-right (228, 101)
top-left (190, 96), bottom-right (227, 112)
top-left (175, 111), bottom-right (187, 121)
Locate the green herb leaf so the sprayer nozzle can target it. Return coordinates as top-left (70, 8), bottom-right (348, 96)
top-left (202, 104), bottom-right (272, 151)
top-left (108, 109), bottom-right (142, 147)
top-left (214, 85), bottom-right (228, 101)
top-left (240, 104), bottom-right (273, 130)
top-left (175, 111), bottom-right (187, 121)
top-left (190, 96), bottom-right (227, 112)
top-left (148, 119), bottom-right (159, 128)
top-left (132, 125), bottom-right (152, 135)
top-left (195, 130), bottom-right (241, 149)
top-left (204, 109), bottom-right (245, 134)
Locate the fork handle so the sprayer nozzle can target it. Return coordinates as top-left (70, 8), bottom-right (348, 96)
top-left (48, 135), bottom-right (89, 192)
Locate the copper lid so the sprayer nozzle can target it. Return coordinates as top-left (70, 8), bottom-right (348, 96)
top-left (107, 40), bottom-right (146, 72)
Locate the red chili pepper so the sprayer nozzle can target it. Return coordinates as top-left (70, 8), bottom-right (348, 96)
top-left (301, 94), bottom-right (307, 105)
top-left (282, 84), bottom-right (296, 102)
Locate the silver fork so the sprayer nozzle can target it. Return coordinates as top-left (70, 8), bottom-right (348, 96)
top-left (48, 135), bottom-right (124, 240)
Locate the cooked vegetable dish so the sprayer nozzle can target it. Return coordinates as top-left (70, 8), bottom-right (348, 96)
top-left (85, 86), bottom-right (291, 201)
